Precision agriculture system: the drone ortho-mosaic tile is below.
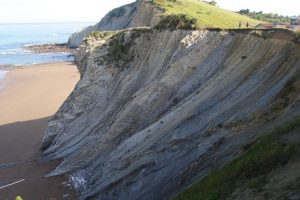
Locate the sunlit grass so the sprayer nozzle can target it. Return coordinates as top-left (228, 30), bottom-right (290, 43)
top-left (157, 0), bottom-right (262, 28)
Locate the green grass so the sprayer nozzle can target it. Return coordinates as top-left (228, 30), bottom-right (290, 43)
top-left (174, 117), bottom-right (300, 200)
top-left (155, 0), bottom-right (262, 28)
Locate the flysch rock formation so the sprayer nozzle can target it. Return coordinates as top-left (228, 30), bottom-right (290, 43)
top-left (42, 27), bottom-right (300, 200)
top-left (67, 0), bottom-right (163, 48)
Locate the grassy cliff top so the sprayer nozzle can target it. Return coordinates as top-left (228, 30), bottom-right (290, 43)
top-left (155, 0), bottom-right (262, 28)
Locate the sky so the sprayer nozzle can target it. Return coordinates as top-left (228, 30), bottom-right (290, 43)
top-left (0, 0), bottom-right (299, 24)
top-left (215, 0), bottom-right (299, 16)
top-left (0, 0), bottom-right (135, 24)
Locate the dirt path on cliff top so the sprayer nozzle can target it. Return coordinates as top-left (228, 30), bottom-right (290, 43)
top-left (0, 62), bottom-right (79, 200)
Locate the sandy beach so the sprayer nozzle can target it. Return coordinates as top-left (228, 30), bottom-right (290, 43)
top-left (0, 62), bottom-right (79, 199)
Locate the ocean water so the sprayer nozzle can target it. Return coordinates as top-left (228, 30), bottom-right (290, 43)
top-left (0, 22), bottom-right (94, 67)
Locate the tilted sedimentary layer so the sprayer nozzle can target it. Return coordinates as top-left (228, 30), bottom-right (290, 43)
top-left (67, 0), bottom-right (162, 48)
top-left (43, 28), bottom-right (300, 199)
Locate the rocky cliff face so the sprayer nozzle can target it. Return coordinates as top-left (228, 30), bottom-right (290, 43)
top-left (67, 0), bottom-right (163, 48)
top-left (43, 28), bottom-right (300, 199)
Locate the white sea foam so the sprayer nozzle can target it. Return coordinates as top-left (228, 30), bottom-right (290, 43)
top-left (69, 170), bottom-right (88, 191)
top-left (0, 47), bottom-right (28, 55)
top-left (0, 51), bottom-right (28, 55)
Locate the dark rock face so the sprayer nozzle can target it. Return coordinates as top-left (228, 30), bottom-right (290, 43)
top-left (43, 29), bottom-right (300, 200)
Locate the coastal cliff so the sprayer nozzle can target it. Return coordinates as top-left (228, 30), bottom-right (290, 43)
top-left (67, 0), bottom-right (162, 48)
top-left (66, 0), bottom-right (263, 49)
top-left (43, 27), bottom-right (300, 199)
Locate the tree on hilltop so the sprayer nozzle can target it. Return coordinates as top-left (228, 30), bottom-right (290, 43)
top-left (209, 1), bottom-right (217, 6)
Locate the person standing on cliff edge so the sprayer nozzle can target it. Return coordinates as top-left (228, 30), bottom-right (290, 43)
top-left (239, 21), bottom-right (242, 28)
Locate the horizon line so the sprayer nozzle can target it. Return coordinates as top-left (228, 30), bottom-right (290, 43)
top-left (0, 21), bottom-right (98, 25)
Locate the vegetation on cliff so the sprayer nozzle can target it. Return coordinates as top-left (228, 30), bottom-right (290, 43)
top-left (87, 31), bottom-right (118, 40)
top-left (174, 117), bottom-right (300, 200)
top-left (109, 32), bottom-right (129, 62)
top-left (154, 14), bottom-right (197, 30)
top-left (239, 9), bottom-right (292, 24)
top-left (154, 0), bottom-right (261, 28)
top-left (103, 28), bottom-right (152, 69)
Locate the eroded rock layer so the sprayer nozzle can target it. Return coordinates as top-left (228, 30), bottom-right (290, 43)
top-left (43, 29), bottom-right (300, 200)
top-left (67, 0), bottom-right (162, 48)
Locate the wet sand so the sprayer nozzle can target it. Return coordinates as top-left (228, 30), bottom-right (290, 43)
top-left (0, 62), bottom-right (80, 200)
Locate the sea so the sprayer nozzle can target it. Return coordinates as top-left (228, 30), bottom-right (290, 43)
top-left (0, 22), bottom-right (94, 80)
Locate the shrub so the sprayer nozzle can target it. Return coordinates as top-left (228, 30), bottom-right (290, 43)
top-left (154, 14), bottom-right (198, 31)
top-left (108, 28), bottom-right (151, 62)
top-left (109, 32), bottom-right (127, 61)
top-left (105, 28), bottom-right (151, 69)
top-left (208, 1), bottom-right (217, 6)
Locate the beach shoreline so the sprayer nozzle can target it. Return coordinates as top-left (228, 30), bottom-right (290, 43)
top-left (0, 60), bottom-right (75, 70)
top-left (0, 61), bottom-right (79, 199)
